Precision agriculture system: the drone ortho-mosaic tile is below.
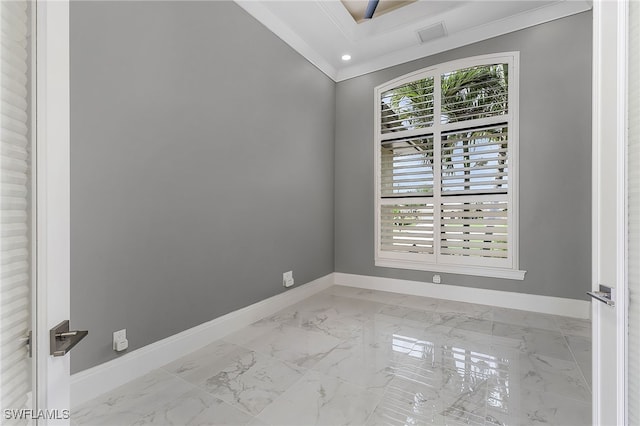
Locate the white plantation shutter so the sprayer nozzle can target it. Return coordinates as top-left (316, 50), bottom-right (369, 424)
top-left (440, 197), bottom-right (509, 264)
top-left (380, 135), bottom-right (434, 197)
top-left (380, 77), bottom-right (434, 134)
top-left (380, 204), bottom-right (434, 255)
top-left (628, 0), bottom-right (639, 423)
top-left (441, 125), bottom-right (509, 195)
top-left (0, 0), bottom-right (32, 415)
top-left (441, 64), bottom-right (509, 124)
top-left (375, 54), bottom-right (519, 276)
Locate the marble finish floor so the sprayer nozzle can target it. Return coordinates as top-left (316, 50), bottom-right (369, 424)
top-left (73, 286), bottom-right (592, 426)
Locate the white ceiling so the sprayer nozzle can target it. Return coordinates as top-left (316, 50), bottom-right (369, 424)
top-left (235, 0), bottom-right (592, 82)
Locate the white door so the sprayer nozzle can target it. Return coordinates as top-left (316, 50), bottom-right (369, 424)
top-left (1, 0), bottom-right (37, 420)
top-left (591, 0), bottom-right (633, 424)
top-left (626, 0), bottom-right (639, 424)
top-left (1, 1), bottom-right (72, 424)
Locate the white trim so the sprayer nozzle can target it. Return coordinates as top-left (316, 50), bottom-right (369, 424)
top-left (510, 52), bottom-right (521, 272)
top-left (334, 273), bottom-right (590, 319)
top-left (35, 1), bottom-right (71, 423)
top-left (374, 259), bottom-right (526, 281)
top-left (234, 0), bottom-right (590, 82)
top-left (591, 0), bottom-right (603, 423)
top-left (617, 0), bottom-right (629, 422)
top-left (374, 53), bottom-right (523, 280)
top-left (29, 0), bottom-right (38, 412)
top-left (70, 271), bottom-right (590, 408)
top-left (70, 274), bottom-right (334, 408)
top-left (592, 1), bottom-right (628, 424)
top-left (233, 0), bottom-right (337, 81)
top-left (336, 1), bottom-right (591, 82)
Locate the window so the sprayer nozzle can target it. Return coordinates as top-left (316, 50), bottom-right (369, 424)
top-left (375, 53), bottom-right (525, 280)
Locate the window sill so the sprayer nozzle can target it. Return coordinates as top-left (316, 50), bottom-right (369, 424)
top-left (375, 258), bottom-right (526, 280)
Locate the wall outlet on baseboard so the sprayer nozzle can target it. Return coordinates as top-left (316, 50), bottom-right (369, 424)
top-left (283, 271), bottom-right (294, 288)
top-left (433, 274), bottom-right (441, 284)
top-left (113, 329), bottom-right (128, 352)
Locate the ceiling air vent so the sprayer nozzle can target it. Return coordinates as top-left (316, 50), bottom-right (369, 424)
top-left (416, 22), bottom-right (447, 44)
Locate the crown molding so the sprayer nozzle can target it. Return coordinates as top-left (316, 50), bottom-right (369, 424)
top-left (235, 0), bottom-right (592, 83)
top-left (235, 0), bottom-right (339, 80)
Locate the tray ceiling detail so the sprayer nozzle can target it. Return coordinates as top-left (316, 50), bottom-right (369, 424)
top-left (235, 0), bottom-right (592, 82)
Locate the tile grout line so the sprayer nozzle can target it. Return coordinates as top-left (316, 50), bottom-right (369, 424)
top-left (562, 334), bottom-right (592, 393)
top-left (75, 287), bottom-right (593, 425)
top-left (159, 349), bottom-right (290, 420)
top-left (552, 313), bottom-right (592, 393)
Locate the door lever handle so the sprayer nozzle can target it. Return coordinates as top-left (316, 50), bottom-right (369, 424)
top-left (587, 284), bottom-right (615, 307)
top-left (50, 320), bottom-right (88, 357)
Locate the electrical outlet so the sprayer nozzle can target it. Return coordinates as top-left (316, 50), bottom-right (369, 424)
top-left (283, 271), bottom-right (294, 288)
top-left (433, 274), bottom-right (441, 284)
top-left (113, 329), bottom-right (128, 351)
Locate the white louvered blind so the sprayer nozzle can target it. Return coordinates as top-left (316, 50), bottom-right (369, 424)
top-left (376, 55), bottom-right (518, 274)
top-left (0, 0), bottom-right (32, 417)
top-left (628, 0), bottom-right (639, 423)
top-left (380, 77), bottom-right (434, 134)
top-left (380, 204), bottom-right (434, 254)
top-left (441, 125), bottom-right (509, 195)
top-left (440, 197), bottom-right (509, 264)
top-left (381, 135), bottom-right (434, 197)
top-left (441, 64), bottom-right (509, 124)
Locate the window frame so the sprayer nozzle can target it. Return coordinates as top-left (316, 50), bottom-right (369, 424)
top-left (374, 52), bottom-right (526, 280)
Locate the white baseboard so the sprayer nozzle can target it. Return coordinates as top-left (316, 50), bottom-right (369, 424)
top-left (72, 271), bottom-right (589, 407)
top-left (71, 273), bottom-right (334, 408)
top-left (333, 273), bottom-right (591, 320)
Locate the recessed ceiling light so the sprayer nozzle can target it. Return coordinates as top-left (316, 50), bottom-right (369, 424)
top-left (341, 54), bottom-right (352, 61)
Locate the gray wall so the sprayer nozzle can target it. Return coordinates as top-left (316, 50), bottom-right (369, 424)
top-left (71, 3), bottom-right (592, 373)
top-left (70, 1), bottom-right (335, 373)
top-left (334, 11), bottom-right (592, 300)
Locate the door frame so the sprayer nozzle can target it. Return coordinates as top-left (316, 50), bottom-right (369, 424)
top-left (592, 0), bottom-right (628, 424)
top-left (615, 1), bottom-right (629, 423)
top-left (26, 0), bottom-right (634, 423)
top-left (34, 0), bottom-right (71, 422)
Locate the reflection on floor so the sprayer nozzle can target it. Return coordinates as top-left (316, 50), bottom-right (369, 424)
top-left (72, 285), bottom-right (591, 426)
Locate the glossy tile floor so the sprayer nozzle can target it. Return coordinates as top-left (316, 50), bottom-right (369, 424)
top-left (73, 286), bottom-right (592, 426)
